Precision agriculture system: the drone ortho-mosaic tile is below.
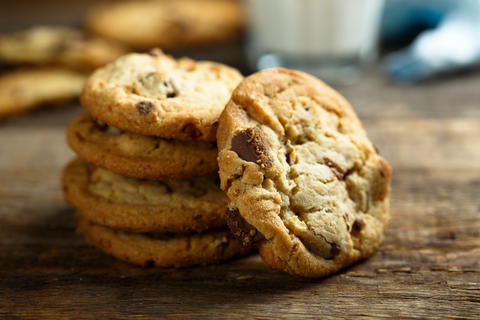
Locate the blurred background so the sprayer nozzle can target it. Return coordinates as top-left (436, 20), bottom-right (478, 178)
top-left (0, 0), bottom-right (480, 117)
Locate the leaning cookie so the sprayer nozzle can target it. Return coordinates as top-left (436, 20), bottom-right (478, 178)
top-left (217, 68), bottom-right (392, 278)
top-left (0, 68), bottom-right (86, 119)
top-left (67, 114), bottom-right (218, 179)
top-left (77, 215), bottom-right (252, 268)
top-left (63, 158), bottom-right (228, 233)
top-left (80, 49), bottom-right (243, 141)
top-left (86, 0), bottom-right (244, 50)
top-left (0, 26), bottom-right (126, 71)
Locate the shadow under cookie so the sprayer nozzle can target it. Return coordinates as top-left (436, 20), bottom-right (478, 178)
top-left (77, 215), bottom-right (252, 268)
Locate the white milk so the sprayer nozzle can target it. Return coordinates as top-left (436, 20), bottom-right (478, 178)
top-left (246, 0), bottom-right (385, 82)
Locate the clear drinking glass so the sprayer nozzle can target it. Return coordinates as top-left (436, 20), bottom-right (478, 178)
top-left (246, 0), bottom-right (385, 84)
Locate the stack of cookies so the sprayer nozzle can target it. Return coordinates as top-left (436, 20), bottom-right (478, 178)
top-left (62, 49), bottom-right (251, 267)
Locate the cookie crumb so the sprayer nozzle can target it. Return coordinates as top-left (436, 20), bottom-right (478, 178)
top-left (182, 123), bottom-right (202, 139)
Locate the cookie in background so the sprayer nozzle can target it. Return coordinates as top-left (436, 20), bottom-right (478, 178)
top-left (0, 25), bottom-right (126, 71)
top-left (0, 26), bottom-right (127, 119)
top-left (85, 0), bottom-right (245, 50)
top-left (0, 68), bottom-right (86, 118)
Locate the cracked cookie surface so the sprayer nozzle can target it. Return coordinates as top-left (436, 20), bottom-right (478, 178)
top-left (77, 215), bottom-right (252, 268)
top-left (67, 113), bottom-right (218, 179)
top-left (217, 68), bottom-right (392, 278)
top-left (81, 50), bottom-right (243, 141)
top-left (0, 26), bottom-right (125, 71)
top-left (86, 0), bottom-right (244, 50)
top-left (63, 158), bottom-right (228, 233)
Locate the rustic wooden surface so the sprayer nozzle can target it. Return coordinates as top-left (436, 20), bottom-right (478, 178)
top-left (0, 69), bottom-right (479, 319)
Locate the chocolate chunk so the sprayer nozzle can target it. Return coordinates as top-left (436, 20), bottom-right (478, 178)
top-left (182, 123), bottom-right (201, 139)
top-left (324, 158), bottom-right (344, 180)
top-left (352, 219), bottom-right (364, 234)
top-left (136, 101), bottom-right (154, 115)
top-left (231, 128), bottom-right (272, 169)
top-left (226, 208), bottom-right (264, 247)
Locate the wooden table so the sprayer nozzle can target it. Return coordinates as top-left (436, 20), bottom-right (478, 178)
top-left (1, 70), bottom-right (479, 319)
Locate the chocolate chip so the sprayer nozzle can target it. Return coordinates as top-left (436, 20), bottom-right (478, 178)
top-left (329, 243), bottom-right (341, 258)
top-left (75, 132), bottom-right (85, 142)
top-left (224, 179), bottom-right (233, 192)
top-left (352, 219), bottom-right (364, 234)
top-left (52, 38), bottom-right (70, 56)
top-left (226, 208), bottom-right (264, 247)
top-left (163, 80), bottom-right (178, 98)
top-left (136, 101), bottom-right (154, 115)
top-left (193, 215), bottom-right (202, 221)
top-left (224, 173), bottom-right (243, 192)
top-left (343, 213), bottom-right (350, 231)
top-left (324, 158), bottom-right (344, 180)
top-left (379, 169), bottom-right (386, 178)
top-left (182, 123), bottom-right (202, 139)
top-left (231, 128), bottom-right (272, 169)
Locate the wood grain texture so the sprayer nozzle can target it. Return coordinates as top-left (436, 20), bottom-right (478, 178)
top-left (1, 71), bottom-right (480, 319)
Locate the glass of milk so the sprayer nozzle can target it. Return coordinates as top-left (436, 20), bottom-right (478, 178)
top-left (246, 0), bottom-right (385, 84)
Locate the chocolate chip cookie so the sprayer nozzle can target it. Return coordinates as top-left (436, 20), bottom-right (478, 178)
top-left (217, 68), bottom-right (392, 278)
top-left (67, 114), bottom-right (218, 179)
top-left (81, 50), bottom-right (243, 141)
top-left (63, 158), bottom-right (228, 233)
top-left (0, 26), bottom-right (126, 71)
top-left (77, 215), bottom-right (252, 268)
top-left (86, 0), bottom-right (245, 50)
top-left (0, 68), bottom-right (86, 119)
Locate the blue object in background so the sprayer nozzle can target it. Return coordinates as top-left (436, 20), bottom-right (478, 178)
top-left (383, 0), bottom-right (480, 82)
